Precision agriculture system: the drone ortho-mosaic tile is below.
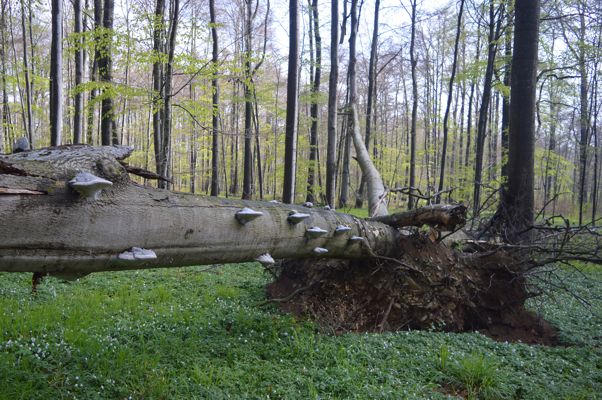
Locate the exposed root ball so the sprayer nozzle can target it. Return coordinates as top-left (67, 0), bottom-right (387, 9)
top-left (267, 234), bottom-right (557, 345)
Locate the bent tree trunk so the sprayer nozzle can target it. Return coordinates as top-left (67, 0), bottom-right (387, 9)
top-left (0, 146), bottom-right (554, 343)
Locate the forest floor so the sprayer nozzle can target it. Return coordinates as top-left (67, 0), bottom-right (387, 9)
top-left (0, 262), bottom-right (600, 399)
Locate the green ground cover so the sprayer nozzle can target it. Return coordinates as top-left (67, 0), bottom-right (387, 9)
top-left (0, 264), bottom-right (600, 399)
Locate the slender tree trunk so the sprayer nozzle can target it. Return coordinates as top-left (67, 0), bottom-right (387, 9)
top-left (283, 0), bottom-right (300, 204)
top-left (160, 0), bottom-right (179, 189)
top-left (306, 0), bottom-right (321, 204)
top-left (99, 0), bottom-right (116, 145)
top-left (73, 0), bottom-right (84, 144)
top-left (473, 0), bottom-right (502, 215)
top-left (86, 0), bottom-right (103, 145)
top-left (436, 0), bottom-right (464, 203)
top-left (242, 0), bottom-right (253, 200)
top-left (500, 10), bottom-right (512, 195)
top-left (210, 0), bottom-right (220, 196)
top-left (152, 0), bottom-right (165, 185)
top-left (577, 11), bottom-right (588, 225)
top-left (0, 0), bottom-right (9, 153)
top-left (408, 0), bottom-right (418, 210)
top-left (356, 0), bottom-right (380, 209)
top-left (325, 0), bottom-right (339, 208)
top-left (49, 0), bottom-right (63, 147)
top-left (347, 0), bottom-right (387, 216)
top-left (19, 0), bottom-right (33, 147)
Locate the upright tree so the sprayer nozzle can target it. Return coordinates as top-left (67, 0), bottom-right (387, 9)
top-left (209, 0), bottom-right (220, 196)
top-left (282, 0), bottom-right (300, 204)
top-left (73, 0), bottom-right (84, 144)
top-left (496, 0), bottom-right (540, 241)
top-left (49, 0), bottom-right (63, 146)
top-left (305, 0), bottom-right (321, 204)
top-left (436, 0), bottom-right (464, 203)
top-left (19, 0), bottom-right (33, 147)
top-left (99, 0), bottom-right (116, 145)
top-left (325, 0), bottom-right (338, 208)
top-left (242, 0), bottom-right (254, 199)
top-left (472, 0), bottom-right (503, 215)
top-left (408, 0), bottom-right (418, 210)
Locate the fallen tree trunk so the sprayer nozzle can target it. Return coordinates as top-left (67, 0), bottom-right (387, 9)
top-left (0, 146), bottom-right (404, 275)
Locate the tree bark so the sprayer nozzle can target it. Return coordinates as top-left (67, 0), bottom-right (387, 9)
top-left (99, 0), bottom-right (116, 145)
top-left (0, 145), bottom-right (400, 274)
top-left (325, 0), bottom-right (338, 209)
top-left (436, 0), bottom-right (464, 203)
top-left (473, 0), bottom-right (503, 216)
top-left (19, 0), bottom-right (33, 147)
top-left (210, 0), bottom-right (220, 197)
top-left (355, 0), bottom-right (380, 209)
top-left (495, 0), bottom-right (540, 241)
top-left (73, 0), bottom-right (84, 144)
top-left (49, 0), bottom-right (63, 147)
top-left (242, 0), bottom-right (254, 200)
top-left (408, 0), bottom-right (418, 210)
top-left (283, 0), bottom-right (300, 204)
top-left (305, 0), bottom-right (321, 204)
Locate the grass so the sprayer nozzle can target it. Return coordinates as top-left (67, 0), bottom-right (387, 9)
top-left (0, 264), bottom-right (601, 399)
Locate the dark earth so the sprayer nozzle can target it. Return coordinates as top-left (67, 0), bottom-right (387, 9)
top-left (267, 233), bottom-right (558, 346)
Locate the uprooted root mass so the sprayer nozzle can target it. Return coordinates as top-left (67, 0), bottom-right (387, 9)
top-left (267, 233), bottom-right (558, 345)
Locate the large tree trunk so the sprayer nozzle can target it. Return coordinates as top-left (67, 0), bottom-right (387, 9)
top-left (0, 146), bottom-right (398, 274)
top-left (494, 0), bottom-right (539, 241)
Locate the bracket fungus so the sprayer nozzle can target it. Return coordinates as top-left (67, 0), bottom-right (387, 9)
top-left (335, 225), bottom-right (352, 234)
top-left (287, 211), bottom-right (311, 224)
top-left (68, 172), bottom-right (113, 200)
top-left (303, 201), bottom-right (314, 208)
top-left (12, 137), bottom-right (30, 153)
top-left (313, 247), bottom-right (329, 255)
top-left (256, 253), bottom-right (276, 267)
top-left (348, 236), bottom-right (365, 244)
top-left (118, 247), bottom-right (157, 261)
top-left (306, 226), bottom-right (328, 239)
top-left (235, 207), bottom-right (264, 225)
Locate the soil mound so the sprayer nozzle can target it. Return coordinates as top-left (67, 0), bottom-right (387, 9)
top-left (266, 234), bottom-right (558, 345)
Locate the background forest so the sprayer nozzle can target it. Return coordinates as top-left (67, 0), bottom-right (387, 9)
top-left (0, 0), bottom-right (600, 221)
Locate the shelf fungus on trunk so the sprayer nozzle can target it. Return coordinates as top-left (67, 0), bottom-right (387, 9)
top-left (287, 211), bottom-right (311, 224)
top-left (312, 247), bottom-right (329, 255)
top-left (69, 172), bottom-right (113, 200)
top-left (118, 247), bottom-right (158, 261)
top-left (235, 207), bottom-right (264, 225)
top-left (255, 253), bottom-right (276, 267)
top-left (335, 225), bottom-right (352, 234)
top-left (306, 226), bottom-right (328, 239)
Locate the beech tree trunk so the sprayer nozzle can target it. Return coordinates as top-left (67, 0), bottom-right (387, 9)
top-left (49, 0), bottom-right (63, 147)
top-left (325, 0), bottom-right (338, 208)
top-left (0, 146), bottom-right (399, 274)
top-left (283, 0), bottom-right (300, 204)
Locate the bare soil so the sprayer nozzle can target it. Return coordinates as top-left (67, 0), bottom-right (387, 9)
top-left (267, 234), bottom-right (558, 345)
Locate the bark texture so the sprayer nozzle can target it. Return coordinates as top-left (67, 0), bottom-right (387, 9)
top-left (0, 146), bottom-right (399, 274)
